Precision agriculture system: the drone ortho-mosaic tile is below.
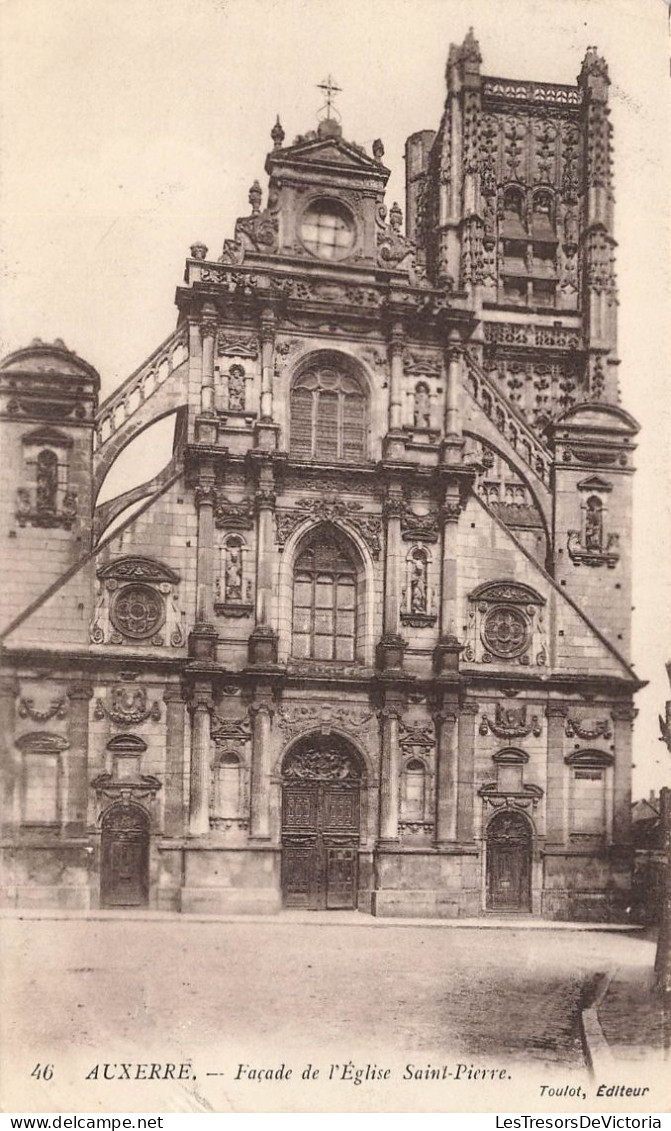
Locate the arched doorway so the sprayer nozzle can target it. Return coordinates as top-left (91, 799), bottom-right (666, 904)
top-left (486, 810), bottom-right (532, 912)
top-left (100, 803), bottom-right (150, 908)
top-left (281, 736), bottom-right (363, 910)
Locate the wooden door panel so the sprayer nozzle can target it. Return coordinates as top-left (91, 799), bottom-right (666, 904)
top-left (282, 844), bottom-right (316, 908)
top-left (326, 846), bottom-right (358, 909)
top-left (101, 829), bottom-right (148, 908)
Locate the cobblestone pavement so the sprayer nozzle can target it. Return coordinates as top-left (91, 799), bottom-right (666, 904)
top-left (597, 965), bottom-right (670, 1059)
top-left (0, 917), bottom-right (660, 1112)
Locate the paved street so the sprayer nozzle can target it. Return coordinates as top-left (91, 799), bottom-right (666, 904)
top-left (0, 916), bottom-right (660, 1113)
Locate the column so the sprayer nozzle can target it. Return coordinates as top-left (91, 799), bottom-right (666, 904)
top-left (163, 686), bottom-right (186, 837)
top-left (611, 704), bottom-right (636, 845)
top-left (434, 701), bottom-right (458, 844)
top-left (194, 474), bottom-right (216, 627)
top-left (200, 306), bottom-right (217, 415)
top-left (250, 698), bottom-right (273, 839)
top-left (378, 704), bottom-right (402, 844)
top-left (439, 495), bottom-right (460, 637)
top-left (382, 494), bottom-right (403, 636)
top-left (387, 321), bottom-right (404, 433)
top-left (188, 683), bottom-right (212, 836)
top-left (254, 476), bottom-right (275, 628)
top-left (65, 681), bottom-right (94, 836)
top-left (456, 700), bottom-right (478, 842)
top-left (545, 703), bottom-right (568, 845)
top-left (259, 309), bottom-right (275, 421)
top-left (0, 677), bottom-right (18, 834)
top-left (443, 329), bottom-right (463, 450)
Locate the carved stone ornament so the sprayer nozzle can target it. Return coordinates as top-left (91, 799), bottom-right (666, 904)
top-left (479, 704), bottom-right (542, 739)
top-left (97, 557), bottom-right (180, 584)
top-left (478, 782), bottom-right (543, 810)
top-left (401, 506), bottom-right (439, 543)
top-left (275, 496), bottom-right (381, 558)
top-left (96, 686), bottom-right (162, 726)
top-left (399, 719), bottom-right (435, 754)
top-left (464, 582), bottom-right (546, 667)
top-left (213, 495), bottom-right (254, 530)
top-left (283, 745), bottom-right (362, 781)
top-left (277, 701), bottom-right (373, 740)
top-left (567, 530), bottom-right (620, 569)
top-left (110, 584), bottom-right (165, 640)
top-left (211, 716), bottom-right (252, 745)
top-left (91, 772), bottom-right (162, 804)
top-left (17, 696), bottom-right (67, 723)
top-left (565, 716), bottom-right (613, 741)
top-left (217, 334), bottom-right (259, 359)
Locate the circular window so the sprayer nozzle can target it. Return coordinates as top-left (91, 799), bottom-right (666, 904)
top-left (111, 583), bottom-right (165, 640)
top-left (299, 200), bottom-right (355, 261)
top-left (481, 605), bottom-right (530, 660)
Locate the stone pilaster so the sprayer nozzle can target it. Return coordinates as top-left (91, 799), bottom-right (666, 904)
top-left (457, 699), bottom-right (478, 842)
top-left (434, 492), bottom-right (462, 676)
top-left (65, 681), bottom-right (93, 835)
top-left (0, 676), bottom-right (19, 834)
top-left (249, 697), bottom-right (273, 840)
top-left (163, 686), bottom-right (186, 837)
top-left (377, 493), bottom-right (405, 672)
top-left (611, 703), bottom-right (636, 845)
top-left (259, 308), bottom-right (275, 421)
top-left (195, 479), bottom-right (216, 623)
top-left (378, 703), bottom-right (403, 844)
top-left (545, 702), bottom-right (569, 845)
top-left (434, 701), bottom-right (459, 844)
top-left (387, 320), bottom-right (404, 433)
top-left (188, 682), bottom-right (213, 837)
top-left (200, 305), bottom-right (217, 415)
top-left (248, 463), bottom-right (278, 665)
top-left (443, 329), bottom-right (463, 449)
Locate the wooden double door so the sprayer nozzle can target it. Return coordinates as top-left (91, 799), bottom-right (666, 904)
top-left (100, 804), bottom-right (150, 908)
top-left (486, 810), bottom-right (532, 912)
top-left (282, 780), bottom-right (360, 910)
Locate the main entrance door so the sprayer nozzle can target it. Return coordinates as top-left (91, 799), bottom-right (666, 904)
top-left (486, 810), bottom-right (532, 912)
top-left (100, 803), bottom-right (150, 908)
top-left (281, 739), bottom-right (362, 910)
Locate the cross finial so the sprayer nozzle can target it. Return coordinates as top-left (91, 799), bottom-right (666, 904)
top-left (317, 75), bottom-right (342, 121)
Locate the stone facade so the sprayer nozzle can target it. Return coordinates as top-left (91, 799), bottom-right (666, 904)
top-left (0, 35), bottom-right (641, 919)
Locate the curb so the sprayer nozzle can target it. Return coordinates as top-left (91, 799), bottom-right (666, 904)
top-left (0, 908), bottom-right (646, 931)
top-left (580, 970), bottom-right (617, 1075)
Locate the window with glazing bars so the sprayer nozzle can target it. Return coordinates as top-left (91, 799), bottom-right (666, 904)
top-left (292, 531), bottom-right (358, 661)
top-left (290, 366), bottom-right (366, 461)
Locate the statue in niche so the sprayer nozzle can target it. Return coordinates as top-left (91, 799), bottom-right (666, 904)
top-left (584, 496), bottom-right (603, 552)
top-left (225, 542), bottom-right (243, 601)
top-left (228, 365), bottom-right (245, 412)
top-left (36, 449), bottom-right (58, 513)
top-left (413, 383), bottom-right (431, 429)
top-left (410, 552), bottom-right (428, 613)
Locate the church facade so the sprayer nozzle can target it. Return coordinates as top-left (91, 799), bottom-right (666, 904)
top-left (0, 34), bottom-right (642, 919)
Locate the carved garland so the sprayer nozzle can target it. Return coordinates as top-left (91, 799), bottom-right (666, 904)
top-left (18, 696), bottom-right (67, 723)
top-left (479, 704), bottom-right (542, 739)
top-left (94, 686), bottom-right (162, 726)
top-left (275, 496), bottom-right (381, 558)
top-left (565, 717), bottom-right (612, 741)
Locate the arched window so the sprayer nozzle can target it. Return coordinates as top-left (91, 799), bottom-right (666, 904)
top-left (212, 752), bottom-right (244, 820)
top-left (292, 528), bottom-right (358, 661)
top-left (401, 758), bottom-right (427, 822)
top-left (290, 364), bottom-right (366, 462)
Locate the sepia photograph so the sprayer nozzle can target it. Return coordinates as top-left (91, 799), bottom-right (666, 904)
top-left (0, 0), bottom-right (670, 1116)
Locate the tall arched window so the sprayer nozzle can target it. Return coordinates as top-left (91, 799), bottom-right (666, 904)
top-left (290, 364), bottom-right (366, 462)
top-left (292, 528), bottom-right (358, 661)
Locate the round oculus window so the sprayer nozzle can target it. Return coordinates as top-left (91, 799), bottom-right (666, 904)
top-left (481, 604), bottom-right (530, 660)
top-left (110, 583), bottom-right (165, 640)
top-left (299, 201), bottom-right (355, 261)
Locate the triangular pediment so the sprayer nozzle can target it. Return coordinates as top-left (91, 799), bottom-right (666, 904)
top-left (268, 136), bottom-right (389, 178)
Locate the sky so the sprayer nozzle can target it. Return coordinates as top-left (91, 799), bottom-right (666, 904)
top-left (1, 0), bottom-right (670, 796)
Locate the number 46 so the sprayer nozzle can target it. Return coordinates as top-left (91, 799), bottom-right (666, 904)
top-left (31, 1064), bottom-right (54, 1081)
